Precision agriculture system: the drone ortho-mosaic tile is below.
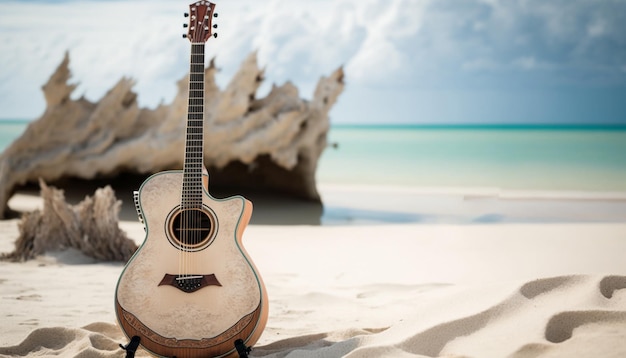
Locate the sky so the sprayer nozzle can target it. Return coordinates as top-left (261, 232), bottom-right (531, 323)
top-left (0, 0), bottom-right (625, 125)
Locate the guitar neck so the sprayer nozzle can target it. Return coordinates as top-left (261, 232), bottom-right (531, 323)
top-left (182, 43), bottom-right (206, 209)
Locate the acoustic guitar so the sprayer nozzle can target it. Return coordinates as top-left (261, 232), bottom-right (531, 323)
top-left (115, 2), bottom-right (268, 357)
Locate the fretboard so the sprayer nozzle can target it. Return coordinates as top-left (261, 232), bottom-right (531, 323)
top-left (182, 43), bottom-right (206, 209)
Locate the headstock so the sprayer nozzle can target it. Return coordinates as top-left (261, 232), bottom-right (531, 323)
top-left (183, 1), bottom-right (218, 43)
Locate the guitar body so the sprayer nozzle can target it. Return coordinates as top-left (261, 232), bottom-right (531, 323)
top-left (115, 171), bottom-right (268, 358)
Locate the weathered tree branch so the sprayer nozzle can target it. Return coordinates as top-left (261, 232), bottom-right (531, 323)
top-left (0, 51), bottom-right (344, 218)
top-left (1, 179), bottom-right (137, 262)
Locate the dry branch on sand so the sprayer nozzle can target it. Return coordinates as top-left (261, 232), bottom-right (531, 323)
top-left (1, 179), bottom-right (137, 262)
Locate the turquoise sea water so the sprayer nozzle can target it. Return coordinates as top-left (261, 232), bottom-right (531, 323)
top-left (2, 120), bottom-right (626, 192)
top-left (0, 120), bottom-right (29, 153)
top-left (319, 124), bottom-right (626, 192)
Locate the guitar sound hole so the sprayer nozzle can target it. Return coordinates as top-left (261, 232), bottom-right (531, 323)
top-left (171, 208), bottom-right (213, 248)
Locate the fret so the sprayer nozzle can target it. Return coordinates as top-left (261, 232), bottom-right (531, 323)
top-left (188, 98), bottom-right (203, 106)
top-left (190, 64), bottom-right (204, 72)
top-left (186, 128), bottom-right (202, 134)
top-left (185, 135), bottom-right (202, 140)
top-left (191, 44), bottom-right (205, 51)
top-left (182, 186), bottom-right (202, 193)
top-left (189, 83), bottom-right (204, 91)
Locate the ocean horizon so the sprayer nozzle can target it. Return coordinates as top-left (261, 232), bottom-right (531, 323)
top-left (2, 119), bottom-right (626, 193)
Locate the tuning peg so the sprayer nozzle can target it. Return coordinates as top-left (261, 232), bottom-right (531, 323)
top-left (183, 24), bottom-right (188, 28)
top-left (213, 33), bottom-right (218, 38)
top-left (213, 24), bottom-right (218, 28)
top-left (182, 34), bottom-right (187, 38)
top-left (213, 13), bottom-right (218, 17)
top-left (184, 13), bottom-right (189, 17)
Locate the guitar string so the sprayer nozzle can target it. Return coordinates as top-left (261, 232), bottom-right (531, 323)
top-left (194, 41), bottom-right (205, 283)
top-left (179, 40), bottom-right (206, 284)
top-left (190, 42), bottom-right (205, 282)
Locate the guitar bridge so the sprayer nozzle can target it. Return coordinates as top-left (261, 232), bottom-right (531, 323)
top-left (158, 274), bottom-right (221, 293)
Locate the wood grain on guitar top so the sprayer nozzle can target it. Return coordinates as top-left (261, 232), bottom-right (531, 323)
top-left (115, 171), bottom-right (268, 358)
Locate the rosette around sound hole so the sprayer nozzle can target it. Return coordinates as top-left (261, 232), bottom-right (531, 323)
top-left (166, 206), bottom-right (218, 251)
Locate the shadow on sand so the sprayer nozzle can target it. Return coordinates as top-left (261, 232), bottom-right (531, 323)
top-left (12, 174), bottom-right (325, 226)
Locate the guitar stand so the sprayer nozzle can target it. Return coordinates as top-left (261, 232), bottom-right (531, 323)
top-left (119, 336), bottom-right (252, 358)
top-left (119, 336), bottom-right (141, 358)
top-left (234, 339), bottom-right (252, 358)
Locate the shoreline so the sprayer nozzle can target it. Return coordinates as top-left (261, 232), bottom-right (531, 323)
top-left (7, 182), bottom-right (626, 226)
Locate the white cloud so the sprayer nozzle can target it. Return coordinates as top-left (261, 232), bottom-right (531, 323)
top-left (0, 0), bottom-right (625, 123)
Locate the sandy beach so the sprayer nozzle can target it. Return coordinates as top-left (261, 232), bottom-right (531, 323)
top-left (1, 184), bottom-right (626, 357)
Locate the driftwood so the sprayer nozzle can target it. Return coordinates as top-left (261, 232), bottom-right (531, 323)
top-left (0, 51), bottom-right (344, 218)
top-left (1, 179), bottom-right (137, 262)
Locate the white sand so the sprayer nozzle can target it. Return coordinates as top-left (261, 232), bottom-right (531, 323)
top-left (1, 187), bottom-right (626, 357)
